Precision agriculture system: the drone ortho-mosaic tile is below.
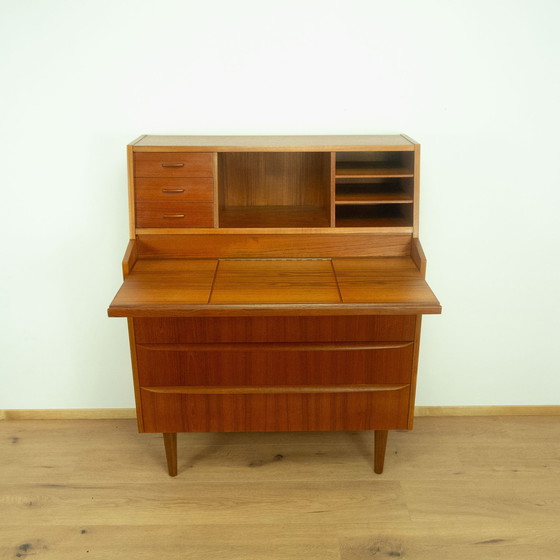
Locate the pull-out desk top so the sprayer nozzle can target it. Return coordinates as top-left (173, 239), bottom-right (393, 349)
top-left (108, 255), bottom-right (440, 317)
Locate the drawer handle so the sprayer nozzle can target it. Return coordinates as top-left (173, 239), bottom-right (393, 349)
top-left (162, 189), bottom-right (185, 194)
top-left (161, 163), bottom-right (185, 168)
top-left (163, 214), bottom-right (185, 219)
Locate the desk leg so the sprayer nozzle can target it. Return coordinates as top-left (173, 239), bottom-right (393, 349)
top-left (163, 433), bottom-right (178, 477)
top-left (374, 430), bottom-right (388, 474)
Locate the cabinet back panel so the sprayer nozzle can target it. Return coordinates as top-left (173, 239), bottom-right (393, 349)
top-left (219, 152), bottom-right (330, 207)
top-left (135, 233), bottom-right (412, 258)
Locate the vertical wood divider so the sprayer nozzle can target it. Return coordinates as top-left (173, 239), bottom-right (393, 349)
top-left (330, 152), bottom-right (337, 227)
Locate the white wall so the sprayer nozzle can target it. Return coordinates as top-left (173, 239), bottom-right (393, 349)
top-left (1, 0), bottom-right (559, 409)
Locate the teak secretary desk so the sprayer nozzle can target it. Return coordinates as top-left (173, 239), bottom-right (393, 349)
top-left (108, 134), bottom-right (441, 476)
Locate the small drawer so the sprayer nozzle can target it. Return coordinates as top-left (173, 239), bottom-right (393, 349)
top-left (135, 177), bottom-right (214, 202)
top-left (135, 202), bottom-right (214, 228)
top-left (134, 153), bottom-right (214, 178)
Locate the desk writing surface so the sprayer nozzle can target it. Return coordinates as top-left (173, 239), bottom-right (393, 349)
top-left (108, 257), bottom-right (441, 317)
top-left (333, 258), bottom-right (439, 305)
top-left (109, 259), bottom-right (217, 308)
top-left (211, 259), bottom-right (340, 304)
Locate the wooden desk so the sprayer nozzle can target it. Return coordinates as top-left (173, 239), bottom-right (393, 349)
top-left (108, 135), bottom-right (441, 476)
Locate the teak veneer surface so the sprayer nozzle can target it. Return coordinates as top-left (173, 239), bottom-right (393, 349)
top-left (134, 232), bottom-right (414, 258)
top-left (108, 257), bottom-right (440, 317)
top-left (132, 134), bottom-right (416, 151)
top-left (211, 259), bottom-right (340, 304)
top-left (132, 315), bottom-right (417, 343)
top-left (139, 387), bottom-right (410, 433)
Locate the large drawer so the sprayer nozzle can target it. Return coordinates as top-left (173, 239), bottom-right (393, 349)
top-left (135, 202), bottom-right (214, 228)
top-left (135, 177), bottom-right (213, 202)
top-left (135, 342), bottom-right (414, 386)
top-left (139, 385), bottom-right (410, 432)
top-left (134, 152), bottom-right (214, 178)
top-left (133, 316), bottom-right (417, 343)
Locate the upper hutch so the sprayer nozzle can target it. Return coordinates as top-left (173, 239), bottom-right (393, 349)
top-left (109, 134), bottom-right (440, 476)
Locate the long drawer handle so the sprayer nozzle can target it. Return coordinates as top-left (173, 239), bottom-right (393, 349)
top-left (163, 214), bottom-right (185, 219)
top-left (161, 162), bottom-right (185, 168)
top-left (143, 384), bottom-right (409, 395)
top-left (138, 341), bottom-right (413, 352)
top-left (162, 189), bottom-right (185, 194)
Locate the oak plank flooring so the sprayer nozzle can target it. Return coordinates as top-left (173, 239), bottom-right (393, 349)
top-left (1, 416), bottom-right (560, 559)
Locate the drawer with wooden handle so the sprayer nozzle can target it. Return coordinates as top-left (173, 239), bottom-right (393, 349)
top-left (135, 202), bottom-right (214, 228)
top-left (134, 152), bottom-right (214, 178)
top-left (133, 316), bottom-right (417, 344)
top-left (135, 342), bottom-right (414, 386)
top-left (139, 384), bottom-right (411, 432)
top-left (135, 177), bottom-right (214, 202)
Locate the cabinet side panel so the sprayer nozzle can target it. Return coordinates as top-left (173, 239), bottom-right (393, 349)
top-left (407, 315), bottom-right (422, 429)
top-left (127, 318), bottom-right (144, 432)
top-left (128, 144), bottom-right (136, 238)
top-left (413, 143), bottom-right (420, 236)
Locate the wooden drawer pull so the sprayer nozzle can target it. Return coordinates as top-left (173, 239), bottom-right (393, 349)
top-left (163, 214), bottom-right (185, 219)
top-left (161, 163), bottom-right (185, 168)
top-left (162, 189), bottom-right (186, 194)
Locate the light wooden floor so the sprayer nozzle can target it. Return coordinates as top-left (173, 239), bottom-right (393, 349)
top-left (1, 416), bottom-right (559, 559)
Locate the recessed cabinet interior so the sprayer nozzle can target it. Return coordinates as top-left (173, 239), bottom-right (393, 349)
top-left (334, 151), bottom-right (415, 228)
top-left (218, 152), bottom-right (331, 228)
top-left (109, 134), bottom-right (440, 477)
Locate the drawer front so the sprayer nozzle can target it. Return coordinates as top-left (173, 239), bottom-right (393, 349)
top-left (135, 202), bottom-right (214, 228)
top-left (134, 316), bottom-right (417, 344)
top-left (135, 177), bottom-right (213, 202)
top-left (135, 342), bottom-right (414, 386)
top-left (134, 152), bottom-right (214, 178)
top-left (139, 385), bottom-right (410, 433)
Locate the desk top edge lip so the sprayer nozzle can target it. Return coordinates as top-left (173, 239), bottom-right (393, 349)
top-left (107, 302), bottom-right (442, 318)
top-left (130, 134), bottom-right (417, 152)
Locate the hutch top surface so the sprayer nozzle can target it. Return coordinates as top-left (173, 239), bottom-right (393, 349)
top-left (131, 134), bottom-right (416, 151)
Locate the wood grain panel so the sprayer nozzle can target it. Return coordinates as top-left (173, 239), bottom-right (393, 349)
top-left (210, 259), bottom-right (340, 304)
top-left (135, 177), bottom-right (214, 202)
top-left (134, 152), bottom-right (213, 177)
top-left (219, 152), bottom-right (330, 207)
top-left (135, 202), bottom-right (214, 228)
top-left (108, 257), bottom-right (441, 317)
top-left (132, 134), bottom-right (416, 150)
top-left (135, 233), bottom-right (412, 258)
top-left (109, 259), bottom-right (217, 309)
top-left (134, 342), bottom-right (414, 386)
top-left (219, 205), bottom-right (331, 228)
top-left (139, 385), bottom-right (410, 432)
top-left (133, 316), bottom-right (417, 343)
top-left (333, 258), bottom-right (441, 310)
top-left (121, 239), bottom-right (138, 277)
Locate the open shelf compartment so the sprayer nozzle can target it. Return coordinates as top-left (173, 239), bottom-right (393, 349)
top-left (218, 152), bottom-right (331, 228)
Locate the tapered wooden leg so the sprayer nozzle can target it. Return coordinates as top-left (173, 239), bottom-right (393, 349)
top-left (163, 433), bottom-right (178, 477)
top-left (374, 430), bottom-right (388, 474)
